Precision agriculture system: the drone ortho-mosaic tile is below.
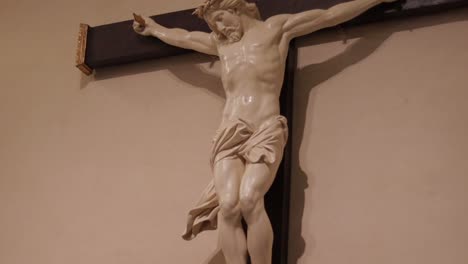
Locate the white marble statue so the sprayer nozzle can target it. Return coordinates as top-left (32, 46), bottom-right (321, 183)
top-left (133, 0), bottom-right (392, 263)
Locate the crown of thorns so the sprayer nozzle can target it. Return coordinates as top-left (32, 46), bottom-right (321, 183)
top-left (193, 0), bottom-right (260, 22)
top-left (193, 0), bottom-right (221, 18)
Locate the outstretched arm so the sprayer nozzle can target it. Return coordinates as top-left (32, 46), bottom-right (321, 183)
top-left (133, 14), bottom-right (218, 56)
top-left (278, 0), bottom-right (390, 40)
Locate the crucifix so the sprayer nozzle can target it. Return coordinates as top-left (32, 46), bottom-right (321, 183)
top-left (75, 0), bottom-right (468, 263)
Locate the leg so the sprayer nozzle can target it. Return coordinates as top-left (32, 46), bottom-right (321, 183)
top-left (214, 158), bottom-right (247, 264)
top-left (240, 161), bottom-right (280, 264)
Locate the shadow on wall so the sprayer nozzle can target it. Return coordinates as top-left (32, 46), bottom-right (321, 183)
top-left (288, 28), bottom-right (392, 264)
top-left (203, 248), bottom-right (225, 264)
top-left (87, 52), bottom-right (224, 99)
top-left (288, 8), bottom-right (468, 264)
top-left (80, 7), bottom-right (468, 264)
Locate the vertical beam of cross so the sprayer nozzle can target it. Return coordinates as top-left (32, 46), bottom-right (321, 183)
top-left (261, 41), bottom-right (297, 264)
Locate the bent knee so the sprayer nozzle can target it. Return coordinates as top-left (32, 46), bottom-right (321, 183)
top-left (239, 193), bottom-right (263, 216)
top-left (219, 198), bottom-right (240, 220)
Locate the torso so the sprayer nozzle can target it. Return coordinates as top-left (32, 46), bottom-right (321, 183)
top-left (216, 20), bottom-right (290, 130)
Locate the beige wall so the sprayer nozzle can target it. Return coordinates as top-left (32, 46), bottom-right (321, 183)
top-left (0, 1), bottom-right (220, 263)
top-left (0, 1), bottom-right (467, 264)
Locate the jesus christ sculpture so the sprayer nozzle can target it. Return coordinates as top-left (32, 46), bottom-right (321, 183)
top-left (133, 0), bottom-right (391, 263)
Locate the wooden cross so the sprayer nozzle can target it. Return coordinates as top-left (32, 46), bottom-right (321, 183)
top-left (75, 0), bottom-right (468, 263)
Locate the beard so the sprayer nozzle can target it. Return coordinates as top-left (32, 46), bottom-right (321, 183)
top-left (226, 31), bottom-right (242, 43)
top-left (223, 26), bottom-right (242, 44)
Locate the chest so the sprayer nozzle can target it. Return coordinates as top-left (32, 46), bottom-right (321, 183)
top-left (218, 28), bottom-right (282, 68)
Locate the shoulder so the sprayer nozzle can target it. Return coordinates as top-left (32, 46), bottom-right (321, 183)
top-left (209, 31), bottom-right (223, 47)
top-left (265, 14), bottom-right (291, 28)
top-left (209, 32), bottom-right (218, 42)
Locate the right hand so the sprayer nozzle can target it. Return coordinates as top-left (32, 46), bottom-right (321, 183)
top-left (132, 14), bottom-right (156, 36)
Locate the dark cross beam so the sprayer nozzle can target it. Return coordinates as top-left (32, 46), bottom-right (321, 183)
top-left (76, 0), bottom-right (468, 74)
top-left (75, 1), bottom-right (468, 263)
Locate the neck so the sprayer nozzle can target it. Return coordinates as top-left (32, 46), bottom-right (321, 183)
top-left (240, 14), bottom-right (259, 31)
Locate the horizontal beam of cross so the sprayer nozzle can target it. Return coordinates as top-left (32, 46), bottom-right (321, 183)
top-left (76, 0), bottom-right (468, 75)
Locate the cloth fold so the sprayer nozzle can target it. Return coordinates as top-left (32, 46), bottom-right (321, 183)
top-left (182, 115), bottom-right (288, 241)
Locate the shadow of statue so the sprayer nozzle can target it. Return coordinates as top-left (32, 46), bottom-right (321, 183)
top-left (286, 9), bottom-right (468, 263)
top-left (165, 54), bottom-right (225, 99)
top-left (289, 27), bottom-right (392, 264)
top-left (203, 248), bottom-right (226, 264)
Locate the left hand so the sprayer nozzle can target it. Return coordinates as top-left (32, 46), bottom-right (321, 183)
top-left (132, 13), bottom-right (156, 36)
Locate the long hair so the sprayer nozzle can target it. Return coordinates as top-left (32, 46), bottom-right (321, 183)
top-left (193, 0), bottom-right (261, 20)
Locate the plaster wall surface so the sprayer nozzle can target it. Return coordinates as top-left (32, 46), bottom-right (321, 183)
top-left (0, 0), bottom-right (467, 264)
top-left (0, 1), bottom-right (220, 264)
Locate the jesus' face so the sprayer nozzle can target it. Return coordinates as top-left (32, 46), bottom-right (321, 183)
top-left (206, 9), bottom-right (243, 43)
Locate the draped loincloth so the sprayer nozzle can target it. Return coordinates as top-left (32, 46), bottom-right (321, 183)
top-left (182, 115), bottom-right (288, 241)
